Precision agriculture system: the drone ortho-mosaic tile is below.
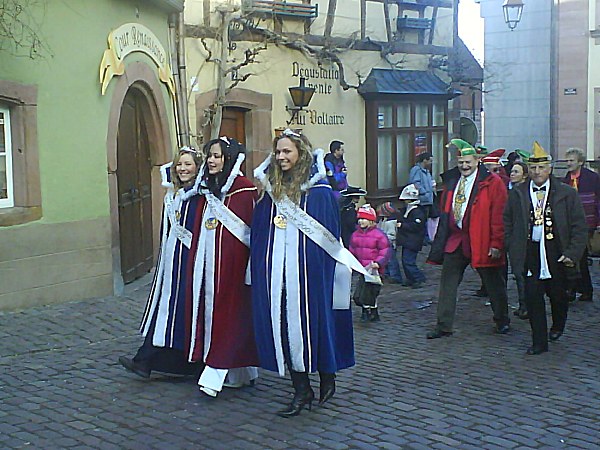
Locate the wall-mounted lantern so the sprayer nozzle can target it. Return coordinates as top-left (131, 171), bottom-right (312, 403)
top-left (503, 0), bottom-right (524, 31)
top-left (286, 77), bottom-right (315, 125)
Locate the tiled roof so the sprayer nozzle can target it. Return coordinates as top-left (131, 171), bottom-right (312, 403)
top-left (358, 69), bottom-right (461, 97)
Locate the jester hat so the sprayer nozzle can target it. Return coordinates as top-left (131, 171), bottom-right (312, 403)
top-left (481, 148), bottom-right (505, 165)
top-left (446, 139), bottom-right (477, 157)
top-left (528, 141), bottom-right (552, 164)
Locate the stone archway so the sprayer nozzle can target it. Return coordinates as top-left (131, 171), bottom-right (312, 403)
top-left (106, 62), bottom-right (172, 293)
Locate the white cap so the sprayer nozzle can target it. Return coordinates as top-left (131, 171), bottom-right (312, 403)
top-left (399, 184), bottom-right (419, 201)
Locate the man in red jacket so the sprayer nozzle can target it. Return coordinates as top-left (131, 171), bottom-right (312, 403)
top-left (426, 139), bottom-right (510, 339)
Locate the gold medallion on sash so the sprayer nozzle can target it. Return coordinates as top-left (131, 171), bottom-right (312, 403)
top-left (273, 215), bottom-right (287, 229)
top-left (175, 211), bottom-right (181, 221)
top-left (205, 217), bottom-right (218, 230)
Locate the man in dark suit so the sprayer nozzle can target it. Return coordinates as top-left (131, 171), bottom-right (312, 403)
top-left (504, 142), bottom-right (587, 355)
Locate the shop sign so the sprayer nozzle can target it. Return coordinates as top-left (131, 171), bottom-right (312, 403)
top-left (99, 23), bottom-right (175, 96)
top-left (288, 110), bottom-right (345, 126)
top-left (290, 62), bottom-right (345, 125)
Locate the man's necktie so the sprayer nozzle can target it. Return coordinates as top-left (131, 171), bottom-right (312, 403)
top-left (571, 176), bottom-right (578, 191)
top-left (533, 186), bottom-right (546, 192)
top-left (453, 176), bottom-right (467, 223)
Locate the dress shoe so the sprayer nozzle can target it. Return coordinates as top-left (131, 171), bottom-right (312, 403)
top-left (426, 329), bottom-right (453, 339)
top-left (513, 307), bottom-right (528, 319)
top-left (118, 356), bottom-right (151, 379)
top-left (495, 324), bottom-right (510, 334)
top-left (566, 290), bottom-right (577, 303)
top-left (548, 330), bottom-right (563, 341)
top-left (369, 308), bottom-right (381, 322)
top-left (411, 282), bottom-right (424, 289)
top-left (360, 308), bottom-right (369, 322)
top-left (578, 293), bottom-right (593, 302)
top-left (526, 345), bottom-right (548, 355)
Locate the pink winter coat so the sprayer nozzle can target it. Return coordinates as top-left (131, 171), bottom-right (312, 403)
top-left (349, 226), bottom-right (390, 275)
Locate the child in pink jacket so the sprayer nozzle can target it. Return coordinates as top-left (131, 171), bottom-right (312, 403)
top-left (349, 205), bottom-right (390, 322)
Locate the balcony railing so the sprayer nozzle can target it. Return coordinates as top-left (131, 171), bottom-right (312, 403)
top-left (241, 0), bottom-right (318, 20)
top-left (397, 17), bottom-right (433, 31)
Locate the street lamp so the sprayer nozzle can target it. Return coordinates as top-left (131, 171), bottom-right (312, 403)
top-left (286, 77), bottom-right (315, 125)
top-left (503, 0), bottom-right (524, 31)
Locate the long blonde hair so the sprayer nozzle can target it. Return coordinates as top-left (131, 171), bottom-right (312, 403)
top-left (269, 132), bottom-right (314, 203)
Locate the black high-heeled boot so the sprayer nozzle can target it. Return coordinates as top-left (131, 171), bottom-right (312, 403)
top-left (318, 372), bottom-right (336, 406)
top-left (278, 371), bottom-right (314, 418)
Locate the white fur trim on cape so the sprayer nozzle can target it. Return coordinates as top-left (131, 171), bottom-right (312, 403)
top-left (160, 162), bottom-right (174, 188)
top-left (220, 153), bottom-right (246, 197)
top-left (253, 148), bottom-right (326, 192)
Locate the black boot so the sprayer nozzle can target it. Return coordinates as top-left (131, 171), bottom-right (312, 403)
top-left (360, 307), bottom-right (369, 322)
top-left (278, 371), bottom-right (314, 417)
top-left (370, 307), bottom-right (380, 322)
top-left (318, 372), bottom-right (336, 406)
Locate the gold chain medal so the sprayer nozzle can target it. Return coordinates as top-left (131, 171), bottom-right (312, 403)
top-left (205, 217), bottom-right (218, 230)
top-left (534, 190), bottom-right (545, 226)
top-left (273, 215), bottom-right (287, 229)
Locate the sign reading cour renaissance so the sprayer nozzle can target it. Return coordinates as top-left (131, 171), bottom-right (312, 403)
top-left (99, 23), bottom-right (175, 96)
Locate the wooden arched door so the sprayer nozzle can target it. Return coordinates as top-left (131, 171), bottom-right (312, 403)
top-left (116, 89), bottom-right (154, 283)
top-left (219, 107), bottom-right (246, 143)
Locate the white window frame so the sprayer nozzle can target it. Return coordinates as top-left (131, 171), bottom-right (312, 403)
top-left (0, 105), bottom-right (14, 208)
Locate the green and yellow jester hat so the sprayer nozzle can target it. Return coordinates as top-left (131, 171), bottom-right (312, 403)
top-left (446, 138), bottom-right (477, 157)
top-left (527, 141), bottom-right (552, 164)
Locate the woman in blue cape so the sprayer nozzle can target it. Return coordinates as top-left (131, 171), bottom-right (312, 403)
top-left (251, 129), bottom-right (355, 417)
top-left (118, 147), bottom-right (203, 378)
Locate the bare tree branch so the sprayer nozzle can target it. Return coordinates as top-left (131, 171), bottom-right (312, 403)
top-left (0, 0), bottom-right (53, 59)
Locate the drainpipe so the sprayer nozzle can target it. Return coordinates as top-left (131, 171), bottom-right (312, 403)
top-left (169, 14), bottom-right (189, 147)
top-left (177, 11), bottom-right (191, 147)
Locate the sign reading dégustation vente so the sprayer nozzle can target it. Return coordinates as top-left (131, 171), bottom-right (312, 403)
top-left (99, 23), bottom-right (175, 96)
top-left (289, 61), bottom-right (345, 126)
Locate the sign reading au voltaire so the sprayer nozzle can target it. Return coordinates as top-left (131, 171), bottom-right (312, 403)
top-left (290, 61), bottom-right (345, 126)
top-left (99, 23), bottom-right (175, 96)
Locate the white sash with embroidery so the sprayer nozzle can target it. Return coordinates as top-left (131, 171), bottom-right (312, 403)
top-left (164, 189), bottom-right (193, 249)
top-left (271, 194), bottom-right (378, 309)
top-left (203, 191), bottom-right (251, 247)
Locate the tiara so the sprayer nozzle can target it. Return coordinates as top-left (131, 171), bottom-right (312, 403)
top-left (180, 146), bottom-right (200, 157)
top-left (282, 128), bottom-right (301, 138)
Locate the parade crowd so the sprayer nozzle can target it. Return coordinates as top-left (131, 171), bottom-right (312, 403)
top-left (118, 131), bottom-right (599, 417)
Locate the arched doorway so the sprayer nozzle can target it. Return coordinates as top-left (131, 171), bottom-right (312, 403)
top-left (116, 88), bottom-right (154, 283)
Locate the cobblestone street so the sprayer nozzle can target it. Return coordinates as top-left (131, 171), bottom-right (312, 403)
top-left (1, 254), bottom-right (599, 449)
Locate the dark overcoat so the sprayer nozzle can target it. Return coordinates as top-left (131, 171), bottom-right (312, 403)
top-left (503, 175), bottom-right (587, 278)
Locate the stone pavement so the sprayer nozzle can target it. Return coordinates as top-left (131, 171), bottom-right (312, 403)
top-left (1, 254), bottom-right (599, 449)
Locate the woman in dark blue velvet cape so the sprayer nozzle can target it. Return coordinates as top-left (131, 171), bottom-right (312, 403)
top-left (251, 130), bottom-right (354, 417)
